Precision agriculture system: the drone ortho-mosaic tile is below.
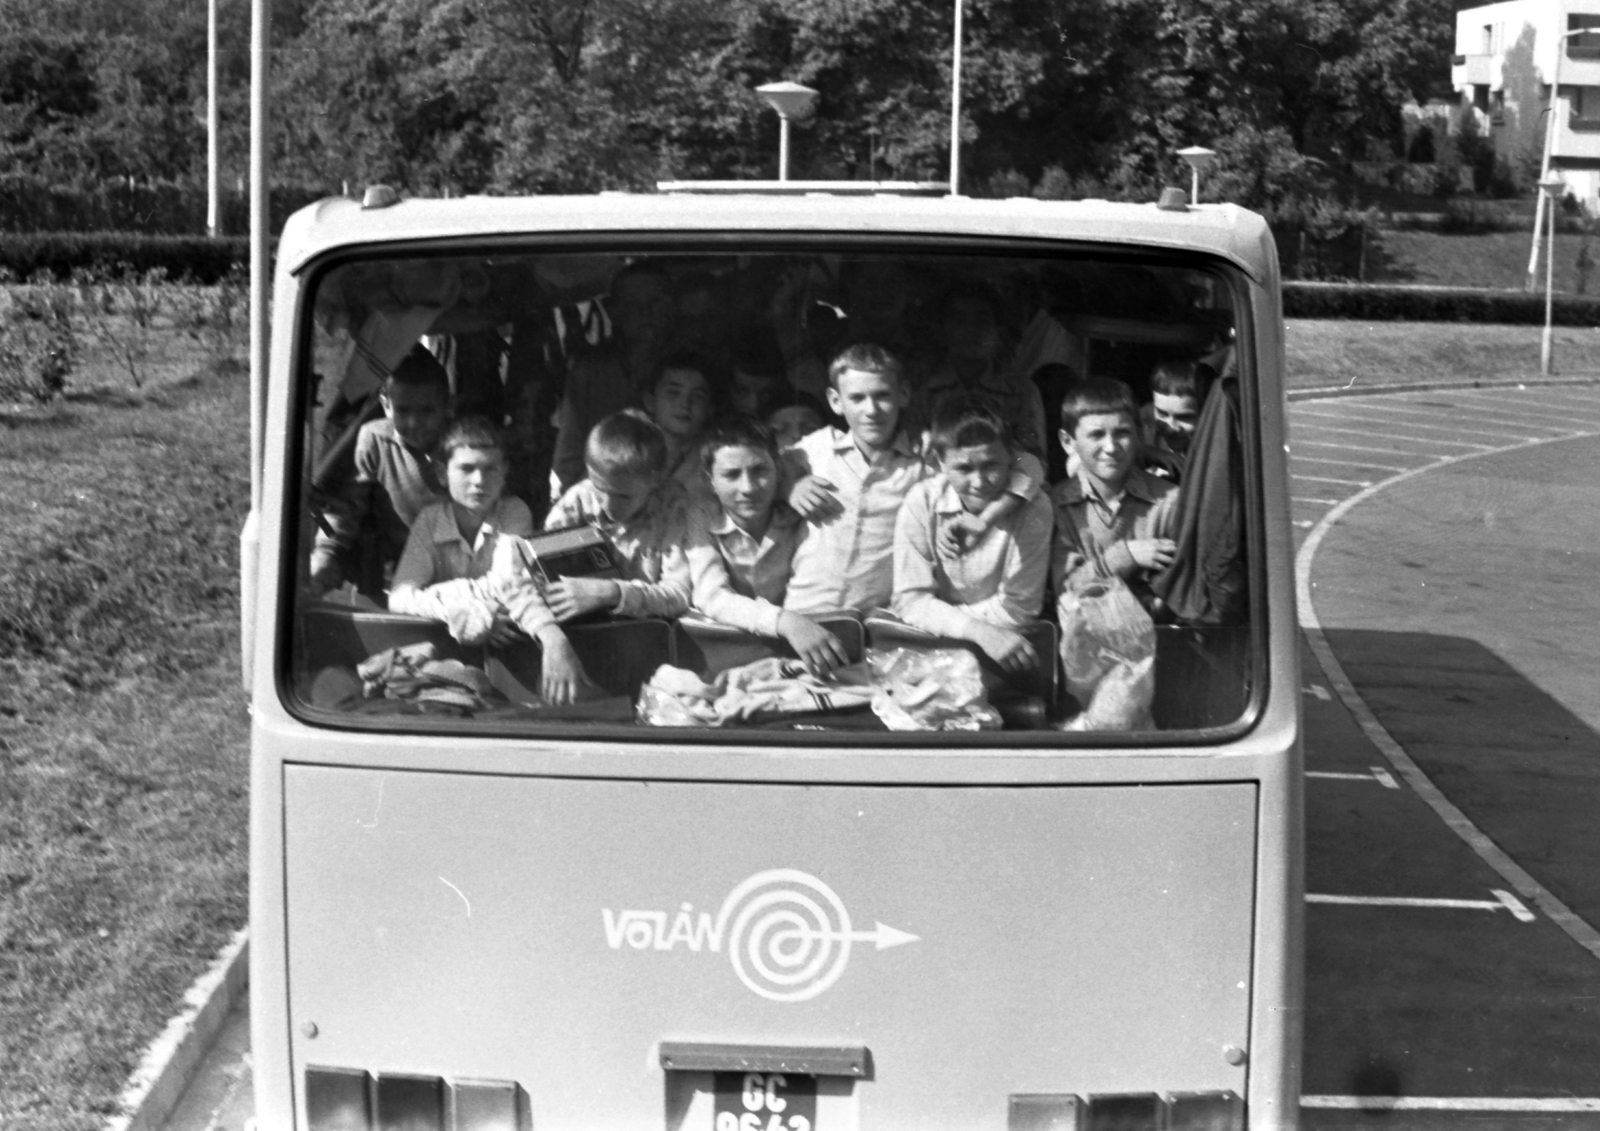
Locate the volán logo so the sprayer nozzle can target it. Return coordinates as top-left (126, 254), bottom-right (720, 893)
top-left (602, 869), bottom-right (919, 1002)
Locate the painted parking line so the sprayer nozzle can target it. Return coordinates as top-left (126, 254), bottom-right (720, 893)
top-left (1307, 890), bottom-right (1535, 922)
top-left (1292, 474), bottom-right (1372, 487)
top-left (1302, 1096), bottom-right (1600, 1112)
top-left (1291, 454), bottom-right (1411, 473)
top-left (1292, 496), bottom-right (1344, 506)
top-left (1294, 405), bottom-right (1538, 444)
top-left (1290, 438), bottom-right (1428, 459)
top-left (1305, 767), bottom-right (1400, 789)
top-left (1292, 422), bottom-right (1494, 450)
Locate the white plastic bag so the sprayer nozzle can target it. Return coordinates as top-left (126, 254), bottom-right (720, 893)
top-left (868, 648), bottom-right (1003, 732)
top-left (1057, 576), bottom-right (1157, 731)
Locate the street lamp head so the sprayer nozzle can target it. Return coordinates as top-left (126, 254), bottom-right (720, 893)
top-left (1177, 146), bottom-right (1217, 173)
top-left (1539, 173), bottom-right (1566, 198)
top-left (756, 82), bottom-right (819, 122)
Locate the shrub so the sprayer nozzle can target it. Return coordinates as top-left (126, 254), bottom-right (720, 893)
top-left (0, 277), bottom-right (80, 401)
top-left (1283, 281), bottom-right (1600, 325)
top-left (0, 232), bottom-right (251, 282)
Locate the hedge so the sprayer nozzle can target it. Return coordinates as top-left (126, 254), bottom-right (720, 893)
top-left (1283, 281), bottom-right (1600, 325)
top-left (0, 232), bottom-right (250, 283)
top-left (0, 173), bottom-right (326, 235)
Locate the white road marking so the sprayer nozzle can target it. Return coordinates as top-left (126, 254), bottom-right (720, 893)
top-left (1443, 389), bottom-right (1600, 428)
top-left (1303, 683), bottom-right (1332, 700)
top-left (1293, 519), bottom-right (1314, 529)
top-left (1292, 421), bottom-right (1494, 449)
top-left (1291, 454), bottom-right (1410, 472)
top-left (1291, 438), bottom-right (1422, 458)
top-left (1370, 766), bottom-right (1400, 790)
top-left (1307, 892), bottom-right (1533, 919)
top-left (1292, 473), bottom-right (1372, 486)
top-left (1303, 767), bottom-right (1402, 790)
top-left (1295, 413), bottom-right (1600, 964)
top-left (1295, 404), bottom-right (1534, 444)
top-left (1292, 496), bottom-right (1344, 506)
top-left (1302, 1096), bottom-right (1600, 1112)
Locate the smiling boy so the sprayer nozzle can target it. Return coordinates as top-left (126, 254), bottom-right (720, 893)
top-left (685, 417), bottom-right (850, 675)
top-left (1050, 378), bottom-right (1179, 602)
top-left (891, 397), bottom-right (1052, 673)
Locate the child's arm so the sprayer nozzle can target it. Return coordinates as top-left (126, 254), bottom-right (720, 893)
top-left (308, 427), bottom-right (382, 593)
top-left (939, 449), bottom-right (1046, 556)
top-left (484, 538), bottom-right (594, 702)
top-left (779, 439), bottom-right (843, 522)
top-left (892, 488), bottom-right (1037, 673)
top-left (953, 492), bottom-right (1053, 627)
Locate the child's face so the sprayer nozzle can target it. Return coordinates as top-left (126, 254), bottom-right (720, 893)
top-left (588, 466), bottom-right (655, 523)
top-left (767, 405), bottom-right (823, 449)
top-left (731, 368), bottom-right (782, 416)
top-left (1062, 411), bottom-right (1137, 488)
top-left (610, 273), bottom-right (673, 346)
top-left (647, 367), bottom-right (712, 441)
top-left (827, 367), bottom-right (907, 451)
top-left (941, 440), bottom-right (1012, 514)
top-left (446, 444), bottom-right (506, 517)
top-left (381, 383), bottom-right (448, 452)
top-left (1151, 391), bottom-right (1200, 454)
top-left (708, 444), bottom-right (779, 529)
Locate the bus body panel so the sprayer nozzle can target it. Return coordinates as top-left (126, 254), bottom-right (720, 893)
top-left (281, 766), bottom-right (1257, 1129)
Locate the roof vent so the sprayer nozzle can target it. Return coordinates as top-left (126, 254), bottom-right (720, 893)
top-left (361, 184), bottom-right (400, 210)
top-left (1156, 187), bottom-right (1189, 212)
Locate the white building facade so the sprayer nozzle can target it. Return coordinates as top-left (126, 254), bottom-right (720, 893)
top-left (1453, 0), bottom-right (1600, 206)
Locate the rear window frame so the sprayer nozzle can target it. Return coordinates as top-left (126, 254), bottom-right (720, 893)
top-left (274, 229), bottom-right (1273, 750)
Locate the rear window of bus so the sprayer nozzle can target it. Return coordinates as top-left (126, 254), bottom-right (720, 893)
top-left (285, 245), bottom-right (1261, 743)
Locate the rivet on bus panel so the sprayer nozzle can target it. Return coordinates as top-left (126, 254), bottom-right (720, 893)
top-left (1222, 1045), bottom-right (1247, 1066)
top-left (300, 1021), bottom-right (318, 1039)
top-left (1007, 1092), bottom-right (1083, 1131)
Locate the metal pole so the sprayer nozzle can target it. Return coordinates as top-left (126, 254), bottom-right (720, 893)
top-left (778, 116), bottom-right (791, 181)
top-left (1529, 32), bottom-right (1567, 292)
top-left (1191, 165), bottom-right (1200, 205)
top-left (949, 0), bottom-right (964, 195)
top-left (207, 0), bottom-right (220, 237)
top-left (1543, 189), bottom-right (1557, 374)
top-left (250, 0), bottom-right (271, 514)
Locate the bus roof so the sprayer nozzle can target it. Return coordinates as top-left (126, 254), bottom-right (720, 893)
top-left (277, 191), bottom-right (1276, 282)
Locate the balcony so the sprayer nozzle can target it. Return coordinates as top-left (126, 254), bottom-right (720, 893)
top-left (1452, 53), bottom-right (1494, 86)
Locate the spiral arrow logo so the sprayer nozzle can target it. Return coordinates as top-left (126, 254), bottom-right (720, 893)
top-left (601, 869), bottom-right (920, 1002)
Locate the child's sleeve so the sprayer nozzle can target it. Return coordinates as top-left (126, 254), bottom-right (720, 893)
top-left (686, 508), bottom-right (784, 637)
top-left (959, 491), bottom-right (1053, 626)
top-left (1003, 449), bottom-right (1047, 502)
top-left (484, 536), bottom-right (559, 640)
top-left (613, 507), bottom-right (692, 620)
top-left (890, 483), bottom-right (976, 638)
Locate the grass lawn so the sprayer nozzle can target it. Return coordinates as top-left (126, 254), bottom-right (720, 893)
top-left (1377, 228), bottom-right (1600, 294)
top-left (0, 298), bottom-right (1593, 1128)
top-left (1285, 319), bottom-right (1600, 392)
top-left (0, 320), bottom-right (249, 1130)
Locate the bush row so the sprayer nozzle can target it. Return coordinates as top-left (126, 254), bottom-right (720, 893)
top-left (0, 232), bottom-right (251, 283)
top-left (1283, 281), bottom-right (1600, 325)
top-left (0, 173), bottom-right (326, 235)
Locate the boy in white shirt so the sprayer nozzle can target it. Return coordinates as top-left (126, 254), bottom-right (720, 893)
top-left (892, 396), bottom-right (1053, 673)
top-left (684, 416), bottom-right (850, 675)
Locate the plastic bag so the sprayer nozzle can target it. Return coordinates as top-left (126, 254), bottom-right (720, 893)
top-left (1056, 576), bottom-right (1156, 731)
top-left (868, 648), bottom-right (1003, 732)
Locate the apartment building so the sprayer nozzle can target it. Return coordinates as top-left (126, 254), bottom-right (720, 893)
top-left (1453, 0), bottom-right (1600, 206)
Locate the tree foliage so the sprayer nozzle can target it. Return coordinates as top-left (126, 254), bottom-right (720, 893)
top-left (0, 0), bottom-right (1458, 222)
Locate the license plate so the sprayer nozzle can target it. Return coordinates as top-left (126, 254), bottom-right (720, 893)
top-left (712, 1071), bottom-right (817, 1131)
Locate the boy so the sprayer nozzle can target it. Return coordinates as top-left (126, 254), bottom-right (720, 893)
top-left (891, 397), bottom-right (1053, 673)
top-left (388, 417), bottom-right (535, 644)
top-left (310, 345), bottom-right (451, 596)
top-left (728, 326), bottom-right (789, 417)
top-left (643, 352), bottom-right (716, 501)
top-left (495, 410), bottom-right (693, 702)
top-left (1145, 359), bottom-right (1208, 479)
top-left (761, 389), bottom-right (829, 450)
top-left (782, 343), bottom-right (1042, 616)
top-left (685, 417), bottom-right (850, 675)
top-left (1051, 378), bottom-right (1179, 602)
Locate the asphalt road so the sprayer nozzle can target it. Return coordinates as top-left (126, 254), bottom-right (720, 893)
top-left (161, 381), bottom-right (1600, 1131)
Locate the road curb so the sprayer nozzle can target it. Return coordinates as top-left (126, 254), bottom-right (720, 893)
top-left (105, 928), bottom-right (250, 1131)
top-left (1288, 374), bottom-right (1600, 401)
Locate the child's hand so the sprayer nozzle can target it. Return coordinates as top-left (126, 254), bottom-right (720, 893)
top-left (973, 624), bottom-right (1038, 674)
top-left (788, 476), bottom-right (843, 522)
top-left (779, 612), bottom-right (851, 677)
top-left (486, 612), bottom-right (524, 649)
top-left (537, 629), bottom-right (591, 704)
top-left (1129, 538), bottom-right (1178, 570)
top-left (546, 577), bottom-right (620, 621)
top-left (938, 511), bottom-right (990, 557)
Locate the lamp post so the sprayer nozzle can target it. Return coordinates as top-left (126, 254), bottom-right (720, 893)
top-left (1177, 146), bottom-right (1217, 205)
top-left (756, 82), bottom-right (818, 181)
top-left (207, 0), bottom-right (219, 237)
top-left (950, 0), bottom-right (965, 195)
top-left (1527, 27), bottom-right (1596, 291)
top-left (1540, 173), bottom-right (1566, 374)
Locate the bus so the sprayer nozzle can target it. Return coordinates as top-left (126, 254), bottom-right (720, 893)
top-left (243, 186), bottom-right (1302, 1131)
